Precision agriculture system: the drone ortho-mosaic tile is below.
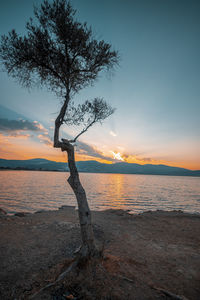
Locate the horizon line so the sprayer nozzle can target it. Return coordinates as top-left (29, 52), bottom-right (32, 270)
top-left (1, 157), bottom-right (200, 172)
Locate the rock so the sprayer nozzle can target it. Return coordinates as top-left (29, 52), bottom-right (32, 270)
top-left (59, 205), bottom-right (75, 210)
top-left (63, 291), bottom-right (76, 299)
top-left (34, 210), bottom-right (47, 214)
top-left (52, 288), bottom-right (76, 300)
top-left (55, 221), bottom-right (79, 229)
top-left (0, 208), bottom-right (7, 215)
top-left (65, 295), bottom-right (75, 299)
top-left (14, 212), bottom-right (27, 217)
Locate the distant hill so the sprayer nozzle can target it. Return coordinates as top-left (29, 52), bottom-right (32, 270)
top-left (0, 158), bottom-right (200, 177)
top-left (0, 158), bottom-right (67, 171)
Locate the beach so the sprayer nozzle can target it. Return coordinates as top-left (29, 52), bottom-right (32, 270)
top-left (0, 206), bottom-right (200, 299)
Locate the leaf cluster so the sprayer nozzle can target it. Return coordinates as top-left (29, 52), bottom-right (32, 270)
top-left (64, 98), bottom-right (115, 142)
top-left (0, 0), bottom-right (118, 96)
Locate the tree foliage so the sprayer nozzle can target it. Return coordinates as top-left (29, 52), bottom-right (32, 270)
top-left (0, 0), bottom-right (118, 97)
top-left (65, 98), bottom-right (115, 142)
top-left (0, 0), bottom-right (119, 261)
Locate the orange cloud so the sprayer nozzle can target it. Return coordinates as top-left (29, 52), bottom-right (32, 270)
top-left (0, 132), bottom-right (58, 160)
top-left (76, 141), bottom-right (114, 162)
top-left (0, 130), bottom-right (199, 170)
top-left (38, 134), bottom-right (52, 146)
top-left (121, 153), bottom-right (171, 166)
top-left (111, 151), bottom-right (124, 161)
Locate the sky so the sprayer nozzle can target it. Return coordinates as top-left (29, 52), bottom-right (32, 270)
top-left (0, 0), bottom-right (199, 170)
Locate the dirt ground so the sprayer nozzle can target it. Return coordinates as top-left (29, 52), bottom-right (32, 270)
top-left (0, 206), bottom-right (200, 299)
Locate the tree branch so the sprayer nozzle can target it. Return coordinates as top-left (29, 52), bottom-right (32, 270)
top-left (31, 56), bottom-right (66, 86)
top-left (54, 89), bottom-right (70, 147)
top-left (69, 117), bottom-right (96, 143)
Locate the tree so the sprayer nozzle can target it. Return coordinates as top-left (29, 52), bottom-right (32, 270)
top-left (0, 0), bottom-right (118, 259)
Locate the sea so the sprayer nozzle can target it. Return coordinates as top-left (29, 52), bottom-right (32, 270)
top-left (0, 170), bottom-right (200, 215)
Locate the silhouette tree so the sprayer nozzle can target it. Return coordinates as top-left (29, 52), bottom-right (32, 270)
top-left (0, 0), bottom-right (118, 259)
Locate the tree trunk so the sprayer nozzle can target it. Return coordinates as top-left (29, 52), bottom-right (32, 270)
top-left (61, 140), bottom-right (98, 259)
top-left (54, 93), bottom-right (98, 260)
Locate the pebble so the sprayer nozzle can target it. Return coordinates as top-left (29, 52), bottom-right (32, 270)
top-left (0, 208), bottom-right (7, 215)
top-left (14, 212), bottom-right (27, 217)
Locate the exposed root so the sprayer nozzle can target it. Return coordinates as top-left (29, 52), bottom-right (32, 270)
top-left (151, 285), bottom-right (189, 300)
top-left (55, 260), bottom-right (78, 282)
top-left (117, 274), bottom-right (134, 283)
top-left (29, 244), bottom-right (103, 299)
top-left (29, 260), bottom-right (78, 299)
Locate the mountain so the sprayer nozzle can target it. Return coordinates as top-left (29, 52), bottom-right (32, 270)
top-left (0, 158), bottom-right (200, 177)
top-left (0, 158), bottom-right (67, 171)
top-left (76, 160), bottom-right (200, 176)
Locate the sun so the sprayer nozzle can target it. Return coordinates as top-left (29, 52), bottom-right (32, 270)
top-left (111, 151), bottom-right (124, 161)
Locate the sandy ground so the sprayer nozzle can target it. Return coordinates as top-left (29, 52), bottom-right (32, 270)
top-left (0, 206), bottom-right (200, 299)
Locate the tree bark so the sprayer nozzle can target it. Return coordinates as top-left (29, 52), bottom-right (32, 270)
top-left (61, 140), bottom-right (97, 258)
top-left (54, 92), bottom-right (70, 148)
top-left (54, 91), bottom-right (98, 259)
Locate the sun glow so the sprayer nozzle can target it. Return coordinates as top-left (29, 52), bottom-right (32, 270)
top-left (111, 151), bottom-right (124, 161)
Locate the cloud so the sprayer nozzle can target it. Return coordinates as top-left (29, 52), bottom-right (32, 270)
top-left (76, 142), bottom-right (163, 164)
top-left (121, 153), bottom-right (165, 165)
top-left (0, 133), bottom-right (30, 158)
top-left (0, 118), bottom-right (46, 133)
top-left (7, 133), bottom-right (31, 138)
top-left (38, 134), bottom-right (52, 146)
top-left (76, 141), bottom-right (114, 162)
top-left (109, 130), bottom-right (117, 137)
top-left (111, 151), bottom-right (124, 161)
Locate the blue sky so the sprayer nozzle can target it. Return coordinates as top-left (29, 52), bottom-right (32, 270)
top-left (0, 0), bottom-right (199, 169)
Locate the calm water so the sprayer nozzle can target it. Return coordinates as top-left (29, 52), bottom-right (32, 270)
top-left (0, 170), bottom-right (200, 214)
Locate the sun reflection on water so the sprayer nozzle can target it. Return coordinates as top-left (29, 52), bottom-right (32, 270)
top-left (0, 171), bottom-right (200, 214)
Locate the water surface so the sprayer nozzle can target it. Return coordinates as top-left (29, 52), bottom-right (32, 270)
top-left (0, 170), bottom-right (199, 214)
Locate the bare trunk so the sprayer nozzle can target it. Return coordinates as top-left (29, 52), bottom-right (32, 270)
top-left (54, 91), bottom-right (97, 259)
top-left (63, 141), bottom-right (97, 258)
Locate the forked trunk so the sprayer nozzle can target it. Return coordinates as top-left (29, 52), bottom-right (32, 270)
top-left (62, 141), bottom-right (98, 258)
top-left (54, 94), bottom-right (98, 259)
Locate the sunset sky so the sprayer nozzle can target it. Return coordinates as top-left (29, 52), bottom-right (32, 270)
top-left (0, 0), bottom-right (199, 170)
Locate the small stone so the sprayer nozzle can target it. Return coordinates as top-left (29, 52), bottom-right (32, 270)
top-left (64, 294), bottom-right (75, 299)
top-left (66, 295), bottom-right (74, 299)
top-left (14, 212), bottom-right (27, 217)
top-left (59, 205), bottom-right (75, 210)
top-left (0, 208), bottom-right (7, 215)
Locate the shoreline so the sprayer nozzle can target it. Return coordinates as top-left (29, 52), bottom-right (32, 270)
top-left (1, 168), bottom-right (200, 177)
top-left (1, 205), bottom-right (200, 218)
top-left (0, 206), bottom-right (200, 299)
